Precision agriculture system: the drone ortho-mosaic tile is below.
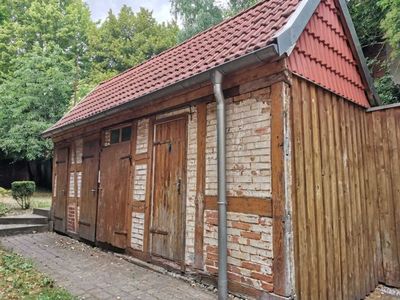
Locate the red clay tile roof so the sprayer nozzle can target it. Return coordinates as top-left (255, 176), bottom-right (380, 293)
top-left (287, 0), bottom-right (370, 107)
top-left (48, 0), bottom-right (301, 132)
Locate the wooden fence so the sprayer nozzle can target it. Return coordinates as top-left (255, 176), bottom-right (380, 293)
top-left (368, 106), bottom-right (400, 287)
top-left (290, 76), bottom-right (400, 300)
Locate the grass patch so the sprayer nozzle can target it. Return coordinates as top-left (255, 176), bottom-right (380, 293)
top-left (0, 187), bottom-right (10, 197)
top-left (29, 190), bottom-right (52, 209)
top-left (0, 249), bottom-right (75, 299)
top-left (0, 189), bottom-right (52, 215)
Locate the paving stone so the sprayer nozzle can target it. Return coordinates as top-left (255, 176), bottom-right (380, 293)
top-left (0, 232), bottom-right (216, 300)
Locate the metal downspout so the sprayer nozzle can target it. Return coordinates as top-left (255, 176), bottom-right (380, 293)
top-left (211, 70), bottom-right (228, 300)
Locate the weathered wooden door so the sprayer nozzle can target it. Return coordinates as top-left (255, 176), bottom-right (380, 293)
top-left (53, 147), bottom-right (69, 233)
top-left (151, 116), bottom-right (187, 263)
top-left (97, 127), bottom-right (132, 249)
top-left (78, 138), bottom-right (100, 242)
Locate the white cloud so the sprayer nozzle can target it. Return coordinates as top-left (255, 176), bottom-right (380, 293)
top-left (85, 0), bottom-right (174, 23)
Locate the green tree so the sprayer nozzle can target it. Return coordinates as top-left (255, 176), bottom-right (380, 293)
top-left (379, 0), bottom-right (400, 59)
top-left (348, 0), bottom-right (385, 48)
top-left (0, 0), bottom-right (95, 162)
top-left (227, 0), bottom-right (260, 16)
top-left (171, 0), bottom-right (224, 42)
top-left (170, 0), bottom-right (261, 42)
top-left (89, 6), bottom-right (178, 77)
top-left (0, 46), bottom-right (74, 160)
top-left (349, 0), bottom-right (400, 104)
top-left (0, 0), bottom-right (94, 95)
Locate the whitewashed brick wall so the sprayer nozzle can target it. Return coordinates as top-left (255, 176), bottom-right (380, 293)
top-left (76, 172), bottom-right (82, 198)
top-left (53, 175), bottom-right (57, 197)
top-left (136, 119), bottom-right (149, 154)
top-left (69, 172), bottom-right (75, 197)
top-left (185, 107), bottom-right (197, 265)
top-left (131, 119), bottom-right (148, 251)
top-left (67, 203), bottom-right (77, 233)
top-left (75, 139), bottom-right (83, 164)
top-left (131, 212), bottom-right (145, 251)
top-left (133, 164), bottom-right (147, 201)
top-left (205, 88), bottom-right (271, 198)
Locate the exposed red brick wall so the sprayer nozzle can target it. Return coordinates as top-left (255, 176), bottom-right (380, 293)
top-left (67, 204), bottom-right (76, 233)
top-left (204, 210), bottom-right (273, 293)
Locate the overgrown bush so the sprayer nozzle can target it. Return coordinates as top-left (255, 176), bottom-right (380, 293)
top-left (11, 181), bottom-right (36, 209)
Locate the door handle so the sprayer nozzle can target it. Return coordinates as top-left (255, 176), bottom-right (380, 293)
top-left (176, 178), bottom-right (181, 195)
top-left (91, 189), bottom-right (97, 193)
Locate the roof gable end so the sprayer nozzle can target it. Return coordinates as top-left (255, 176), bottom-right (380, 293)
top-left (279, 0), bottom-right (379, 106)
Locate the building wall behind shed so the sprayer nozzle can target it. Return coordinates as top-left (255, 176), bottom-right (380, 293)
top-left (291, 76), bottom-right (400, 300)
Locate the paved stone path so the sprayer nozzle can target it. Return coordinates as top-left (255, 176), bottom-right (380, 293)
top-left (1, 232), bottom-right (399, 300)
top-left (0, 232), bottom-right (215, 300)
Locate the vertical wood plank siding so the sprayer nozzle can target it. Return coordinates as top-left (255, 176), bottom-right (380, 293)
top-left (291, 76), bottom-right (400, 299)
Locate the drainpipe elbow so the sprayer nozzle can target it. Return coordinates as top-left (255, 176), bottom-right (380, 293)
top-left (211, 70), bottom-right (225, 105)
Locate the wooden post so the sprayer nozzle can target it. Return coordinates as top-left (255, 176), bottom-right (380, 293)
top-left (143, 116), bottom-right (155, 258)
top-left (194, 103), bottom-right (207, 269)
top-left (271, 81), bottom-right (294, 297)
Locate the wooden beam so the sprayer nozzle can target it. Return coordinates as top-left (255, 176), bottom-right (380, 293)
top-left (132, 201), bottom-right (145, 213)
top-left (204, 196), bottom-right (272, 217)
top-left (194, 103), bottom-right (207, 269)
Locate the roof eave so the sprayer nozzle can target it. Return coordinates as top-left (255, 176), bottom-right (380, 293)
top-left (42, 44), bottom-right (279, 138)
top-left (274, 0), bottom-right (321, 57)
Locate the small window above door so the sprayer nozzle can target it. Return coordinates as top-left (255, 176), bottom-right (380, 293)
top-left (104, 125), bottom-right (132, 147)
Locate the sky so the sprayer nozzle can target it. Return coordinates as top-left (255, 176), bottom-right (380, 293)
top-left (85, 0), bottom-right (174, 23)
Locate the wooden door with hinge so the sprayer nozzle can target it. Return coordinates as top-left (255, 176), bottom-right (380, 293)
top-left (78, 138), bottom-right (100, 242)
top-left (151, 116), bottom-right (187, 263)
top-left (97, 125), bottom-right (132, 249)
top-left (53, 146), bottom-right (69, 233)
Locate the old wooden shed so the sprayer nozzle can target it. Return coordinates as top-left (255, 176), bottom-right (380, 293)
top-left (44, 0), bottom-right (400, 299)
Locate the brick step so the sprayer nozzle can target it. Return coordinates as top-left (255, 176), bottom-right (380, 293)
top-left (0, 224), bottom-right (48, 236)
top-left (33, 208), bottom-right (50, 218)
top-left (0, 214), bottom-right (48, 225)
